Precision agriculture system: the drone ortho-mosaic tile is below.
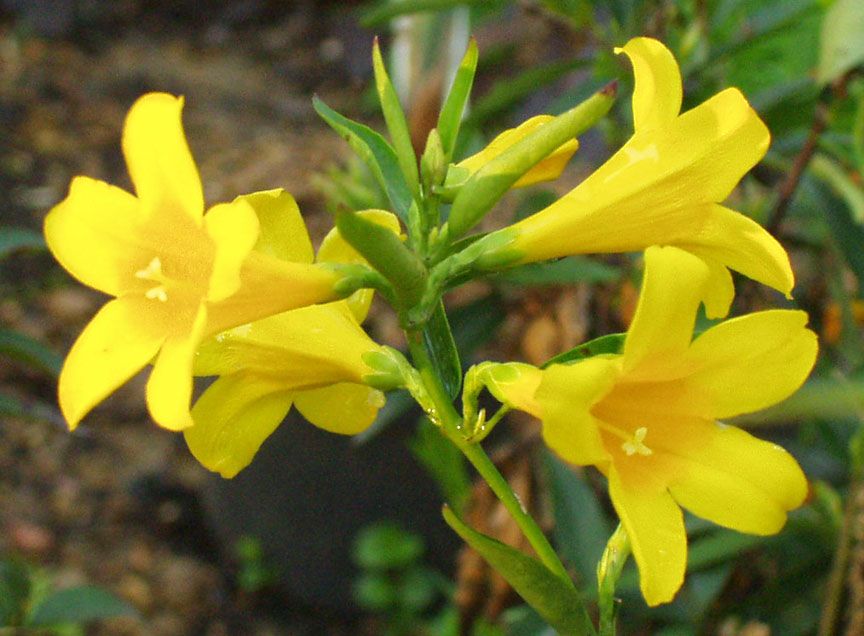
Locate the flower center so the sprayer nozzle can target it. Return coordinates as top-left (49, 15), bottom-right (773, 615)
top-left (621, 427), bottom-right (653, 457)
top-left (135, 256), bottom-right (170, 302)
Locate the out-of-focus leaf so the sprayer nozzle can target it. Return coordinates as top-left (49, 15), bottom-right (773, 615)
top-left (0, 329), bottom-right (62, 377)
top-left (545, 452), bottom-right (611, 589)
top-left (27, 586), bottom-right (135, 626)
top-left (817, 0), bottom-right (864, 84)
top-left (733, 376), bottom-right (864, 426)
top-left (0, 393), bottom-right (29, 420)
top-left (809, 153), bottom-right (864, 223)
top-left (491, 256), bottom-right (620, 287)
top-left (542, 333), bottom-right (625, 369)
top-left (816, 178), bottom-right (864, 295)
top-left (442, 506), bottom-right (593, 636)
top-left (409, 417), bottom-right (471, 512)
top-left (855, 87), bottom-right (864, 170)
top-left (360, 0), bottom-right (498, 27)
top-left (447, 292), bottom-right (506, 356)
top-left (354, 572), bottom-right (397, 610)
top-left (0, 227), bottom-right (46, 260)
top-left (353, 522), bottom-right (424, 571)
top-left (423, 301), bottom-right (462, 399)
top-left (313, 97), bottom-right (413, 222)
top-left (438, 38), bottom-right (478, 160)
top-left (0, 559), bottom-right (31, 627)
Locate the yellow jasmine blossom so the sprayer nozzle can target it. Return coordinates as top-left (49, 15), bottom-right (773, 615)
top-left (479, 245), bottom-right (817, 606)
top-left (475, 37), bottom-right (791, 318)
top-left (184, 209), bottom-right (394, 478)
top-left (445, 115), bottom-right (579, 190)
top-left (45, 94), bottom-right (343, 431)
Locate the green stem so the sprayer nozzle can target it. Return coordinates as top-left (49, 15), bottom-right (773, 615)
top-left (405, 330), bottom-right (571, 584)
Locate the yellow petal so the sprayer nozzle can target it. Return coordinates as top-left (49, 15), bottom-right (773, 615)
top-left (699, 255), bottom-right (735, 320)
top-left (508, 89), bottom-right (770, 261)
top-left (44, 176), bottom-right (148, 296)
top-left (608, 462), bottom-right (686, 606)
top-left (145, 304), bottom-right (208, 430)
top-left (457, 115), bottom-right (579, 188)
top-left (479, 362), bottom-right (544, 417)
top-left (680, 204), bottom-right (794, 298)
top-left (122, 93), bottom-right (204, 222)
top-left (317, 209), bottom-right (402, 322)
top-left (535, 358), bottom-right (619, 466)
top-left (667, 421), bottom-right (808, 535)
top-left (58, 296), bottom-right (166, 429)
top-left (684, 310), bottom-right (818, 418)
top-left (235, 189), bottom-right (314, 264)
top-left (186, 373), bottom-right (293, 478)
top-left (623, 246), bottom-right (709, 378)
top-left (204, 199), bottom-right (259, 302)
top-left (616, 37), bottom-right (682, 132)
top-left (205, 253), bottom-right (341, 336)
top-left (294, 383), bottom-right (385, 435)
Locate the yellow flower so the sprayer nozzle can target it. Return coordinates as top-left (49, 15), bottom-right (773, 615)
top-left (446, 115), bottom-right (579, 190)
top-left (475, 37), bottom-right (790, 318)
top-left (45, 94), bottom-right (343, 431)
top-left (479, 245), bottom-right (817, 606)
top-left (183, 212), bottom-right (396, 478)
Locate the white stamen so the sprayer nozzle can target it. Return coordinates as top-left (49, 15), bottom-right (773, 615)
top-left (144, 286), bottom-right (168, 302)
top-left (622, 427), bottom-right (652, 457)
top-left (135, 256), bottom-right (163, 280)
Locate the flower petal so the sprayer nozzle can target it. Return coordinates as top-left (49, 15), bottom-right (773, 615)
top-left (145, 304), bottom-right (208, 430)
top-left (457, 115), bottom-right (579, 188)
top-left (699, 255), bottom-right (735, 319)
top-left (535, 358), bottom-right (619, 466)
top-left (204, 199), bottom-right (259, 302)
top-left (236, 189), bottom-right (314, 264)
top-left (122, 93), bottom-right (204, 222)
top-left (185, 373), bottom-right (293, 478)
top-left (680, 204), bottom-right (794, 298)
top-left (44, 176), bottom-right (148, 296)
top-left (294, 383), bottom-right (385, 435)
top-left (479, 362), bottom-right (544, 417)
top-left (667, 421), bottom-right (808, 535)
top-left (683, 310), bottom-right (818, 418)
top-left (608, 462), bottom-right (686, 606)
top-left (616, 37), bottom-right (682, 132)
top-left (58, 296), bottom-right (166, 429)
top-left (623, 246), bottom-right (709, 377)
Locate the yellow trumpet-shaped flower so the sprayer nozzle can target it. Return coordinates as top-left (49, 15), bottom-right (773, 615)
top-left (479, 245), bottom-right (817, 606)
top-left (45, 94), bottom-right (343, 431)
top-left (446, 115), bottom-right (579, 190)
top-left (183, 212), bottom-right (395, 478)
top-left (475, 37), bottom-right (790, 318)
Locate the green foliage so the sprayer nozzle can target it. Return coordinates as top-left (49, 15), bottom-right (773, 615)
top-left (233, 535), bottom-right (278, 593)
top-left (817, 0), bottom-right (864, 84)
top-left (0, 226), bottom-right (46, 259)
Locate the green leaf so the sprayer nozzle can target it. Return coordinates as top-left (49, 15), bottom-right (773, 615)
top-left (27, 586), bottom-right (135, 626)
top-left (372, 39), bottom-right (420, 197)
top-left (438, 38), bottom-right (479, 159)
top-left (0, 227), bottom-right (47, 260)
top-left (448, 292), bottom-right (506, 356)
top-left (817, 0), bottom-right (864, 84)
top-left (809, 153), bottom-right (864, 223)
top-left (313, 96), bottom-right (414, 222)
top-left (353, 522), bottom-right (425, 571)
top-left (0, 329), bottom-right (62, 377)
top-left (442, 506), bottom-right (593, 636)
top-left (422, 301), bottom-right (462, 399)
top-left (542, 333), bottom-right (625, 368)
top-left (360, 0), bottom-right (495, 27)
top-left (0, 558), bottom-right (32, 627)
top-left (815, 178), bottom-right (864, 295)
top-left (545, 452), bottom-right (611, 590)
top-left (490, 256), bottom-right (620, 287)
top-left (409, 418), bottom-right (471, 512)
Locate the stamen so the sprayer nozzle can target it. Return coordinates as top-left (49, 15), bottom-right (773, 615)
top-left (144, 286), bottom-right (168, 302)
top-left (622, 427), bottom-right (652, 457)
top-left (135, 256), bottom-right (163, 280)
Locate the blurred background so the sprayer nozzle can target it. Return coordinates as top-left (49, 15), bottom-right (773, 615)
top-left (2, 0), bottom-right (863, 634)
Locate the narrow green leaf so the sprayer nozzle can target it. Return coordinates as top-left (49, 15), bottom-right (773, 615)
top-left (423, 301), bottom-right (462, 399)
top-left (448, 292), bottom-right (506, 356)
top-left (360, 0), bottom-right (493, 27)
top-left (817, 0), bottom-right (864, 84)
top-left (542, 333), bottom-right (625, 369)
top-left (0, 329), bottom-right (62, 377)
top-left (409, 418), bottom-right (471, 512)
top-left (810, 154), bottom-right (864, 223)
top-left (27, 586), bottom-right (135, 626)
top-left (372, 39), bottom-right (420, 196)
top-left (816, 178), bottom-right (864, 295)
top-left (442, 506), bottom-right (593, 636)
top-left (313, 96), bottom-right (413, 222)
top-left (0, 227), bottom-right (46, 260)
top-left (490, 256), bottom-right (621, 287)
top-left (448, 83), bottom-right (616, 238)
top-left (438, 38), bottom-right (478, 159)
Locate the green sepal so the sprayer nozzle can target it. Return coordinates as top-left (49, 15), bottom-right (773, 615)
top-left (420, 128), bottom-right (447, 191)
top-left (447, 82), bottom-right (617, 239)
top-left (313, 96), bottom-right (413, 222)
top-left (362, 346), bottom-right (415, 391)
top-left (437, 38), bottom-right (479, 160)
top-left (442, 506), bottom-right (593, 636)
top-left (335, 210), bottom-right (426, 307)
top-left (542, 333), bottom-right (625, 368)
top-left (422, 301), bottom-right (462, 399)
top-left (372, 38), bottom-right (420, 197)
